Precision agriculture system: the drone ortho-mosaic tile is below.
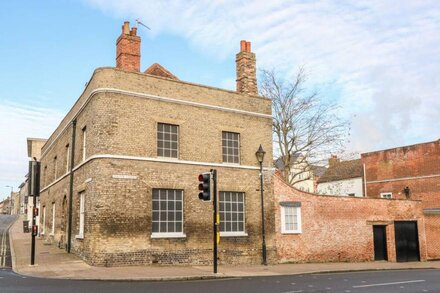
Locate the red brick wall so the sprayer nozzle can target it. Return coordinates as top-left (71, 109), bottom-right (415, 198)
top-left (361, 140), bottom-right (440, 207)
top-left (425, 215), bottom-right (440, 260)
top-left (274, 175), bottom-right (426, 263)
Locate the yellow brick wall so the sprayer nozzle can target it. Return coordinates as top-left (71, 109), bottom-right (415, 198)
top-left (38, 67), bottom-right (275, 266)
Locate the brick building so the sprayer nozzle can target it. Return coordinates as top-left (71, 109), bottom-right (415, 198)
top-left (37, 22), bottom-right (274, 266)
top-left (362, 139), bottom-right (440, 260)
top-left (275, 174), bottom-right (427, 263)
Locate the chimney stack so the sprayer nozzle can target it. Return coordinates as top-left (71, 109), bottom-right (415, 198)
top-left (328, 154), bottom-right (340, 167)
top-left (236, 40), bottom-right (257, 95)
top-left (116, 21), bottom-right (141, 72)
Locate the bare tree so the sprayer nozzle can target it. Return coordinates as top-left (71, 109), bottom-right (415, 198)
top-left (260, 67), bottom-right (349, 186)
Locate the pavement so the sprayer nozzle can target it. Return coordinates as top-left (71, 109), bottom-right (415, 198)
top-left (8, 216), bottom-right (440, 281)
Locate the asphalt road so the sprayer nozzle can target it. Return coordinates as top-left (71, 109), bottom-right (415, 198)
top-left (0, 268), bottom-right (439, 293)
top-left (0, 215), bottom-right (17, 268)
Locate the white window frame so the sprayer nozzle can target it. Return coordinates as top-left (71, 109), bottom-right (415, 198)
top-left (76, 192), bottom-right (85, 239)
top-left (82, 126), bottom-right (87, 161)
top-left (222, 131), bottom-right (240, 164)
top-left (380, 192), bottom-right (392, 199)
top-left (219, 191), bottom-right (247, 237)
top-left (280, 204), bottom-right (302, 234)
top-left (157, 123), bottom-right (179, 159)
top-left (151, 189), bottom-right (186, 239)
top-left (41, 206), bottom-right (46, 235)
top-left (51, 202), bottom-right (55, 235)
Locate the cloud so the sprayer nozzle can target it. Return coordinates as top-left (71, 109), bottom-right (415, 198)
top-left (0, 101), bottom-right (64, 197)
top-left (86, 0), bottom-right (440, 154)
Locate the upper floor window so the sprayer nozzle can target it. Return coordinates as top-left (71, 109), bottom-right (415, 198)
top-left (53, 156), bottom-right (58, 179)
top-left (380, 192), bottom-right (392, 199)
top-left (219, 191), bottom-right (246, 236)
top-left (82, 126), bottom-right (87, 161)
top-left (66, 144), bottom-right (70, 172)
top-left (222, 131), bottom-right (240, 164)
top-left (43, 166), bottom-right (47, 186)
top-left (280, 202), bottom-right (302, 234)
top-left (157, 123), bottom-right (179, 158)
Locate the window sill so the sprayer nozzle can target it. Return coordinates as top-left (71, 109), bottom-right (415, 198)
top-left (281, 231), bottom-right (302, 235)
top-left (151, 232), bottom-right (186, 239)
top-left (75, 234), bottom-right (84, 239)
top-left (221, 162), bottom-right (240, 166)
top-left (220, 232), bottom-right (248, 237)
top-left (156, 156), bottom-right (179, 161)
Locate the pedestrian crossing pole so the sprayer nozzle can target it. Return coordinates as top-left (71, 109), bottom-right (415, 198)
top-left (211, 169), bottom-right (218, 274)
top-left (29, 160), bottom-right (40, 265)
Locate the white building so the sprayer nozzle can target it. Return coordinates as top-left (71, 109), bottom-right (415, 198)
top-left (274, 154), bottom-right (326, 193)
top-left (317, 156), bottom-right (364, 197)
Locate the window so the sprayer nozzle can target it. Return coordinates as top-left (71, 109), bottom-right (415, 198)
top-left (152, 189), bottom-right (184, 238)
top-left (76, 192), bottom-right (85, 239)
top-left (280, 202), bottom-right (302, 234)
top-left (219, 191), bottom-right (246, 236)
top-left (43, 166), bottom-right (47, 186)
top-left (51, 202), bottom-right (55, 235)
top-left (42, 206), bottom-right (46, 235)
top-left (348, 193), bottom-right (355, 197)
top-left (66, 144), bottom-right (70, 172)
top-left (222, 132), bottom-right (240, 164)
top-left (53, 156), bottom-right (57, 179)
top-left (82, 126), bottom-right (87, 161)
top-left (157, 123), bottom-right (179, 158)
top-left (380, 192), bottom-right (392, 199)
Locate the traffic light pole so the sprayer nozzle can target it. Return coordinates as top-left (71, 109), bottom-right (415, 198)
top-left (211, 169), bottom-right (218, 274)
top-left (30, 160), bottom-right (40, 265)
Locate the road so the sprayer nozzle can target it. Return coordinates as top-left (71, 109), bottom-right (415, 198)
top-left (0, 268), bottom-right (439, 292)
top-left (1, 215), bottom-right (439, 292)
top-left (0, 215), bottom-right (17, 268)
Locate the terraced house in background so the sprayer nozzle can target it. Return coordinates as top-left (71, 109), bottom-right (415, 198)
top-left (37, 22), bottom-right (274, 266)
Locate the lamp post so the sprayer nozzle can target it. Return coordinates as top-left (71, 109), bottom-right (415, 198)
top-left (255, 144), bottom-right (267, 265)
top-left (5, 185), bottom-right (13, 215)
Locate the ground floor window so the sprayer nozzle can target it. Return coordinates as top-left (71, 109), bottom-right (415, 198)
top-left (280, 202), bottom-right (302, 234)
top-left (219, 191), bottom-right (246, 236)
top-left (51, 202), bottom-right (55, 235)
top-left (76, 191), bottom-right (85, 239)
top-left (41, 206), bottom-right (46, 235)
top-left (151, 189), bottom-right (184, 238)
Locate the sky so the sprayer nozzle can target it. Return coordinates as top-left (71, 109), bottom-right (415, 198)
top-left (0, 0), bottom-right (439, 200)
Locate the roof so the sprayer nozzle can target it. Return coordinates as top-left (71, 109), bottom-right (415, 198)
top-left (274, 153), bottom-right (301, 170)
top-left (310, 165), bottom-right (327, 177)
top-left (144, 63), bottom-right (179, 80)
top-left (318, 159), bottom-right (363, 183)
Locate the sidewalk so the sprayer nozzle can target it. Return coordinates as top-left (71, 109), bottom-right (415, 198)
top-left (9, 217), bottom-right (440, 280)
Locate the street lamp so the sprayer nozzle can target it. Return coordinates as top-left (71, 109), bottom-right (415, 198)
top-left (255, 144), bottom-right (267, 265)
top-left (5, 185), bottom-right (13, 215)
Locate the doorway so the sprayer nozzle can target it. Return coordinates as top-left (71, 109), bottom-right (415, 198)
top-left (394, 221), bottom-right (420, 262)
top-left (373, 225), bottom-right (388, 261)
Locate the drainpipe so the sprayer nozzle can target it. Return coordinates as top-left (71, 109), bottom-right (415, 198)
top-left (67, 119), bottom-right (77, 253)
top-left (363, 163), bottom-right (367, 197)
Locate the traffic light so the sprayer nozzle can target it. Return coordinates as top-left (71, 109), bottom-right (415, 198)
top-left (198, 173), bottom-right (211, 201)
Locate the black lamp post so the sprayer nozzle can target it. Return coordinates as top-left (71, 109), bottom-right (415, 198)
top-left (255, 144), bottom-right (267, 265)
